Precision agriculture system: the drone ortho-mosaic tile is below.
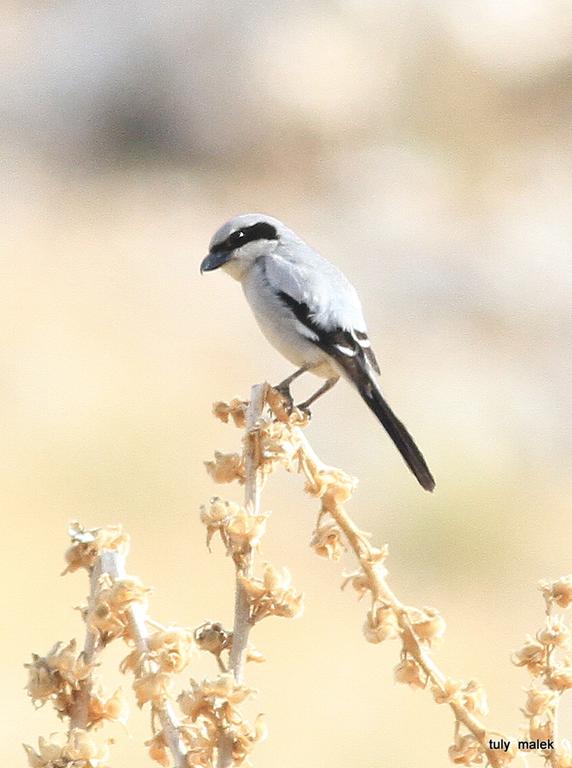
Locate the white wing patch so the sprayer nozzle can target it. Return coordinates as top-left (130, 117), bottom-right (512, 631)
top-left (334, 344), bottom-right (357, 357)
top-left (295, 320), bottom-right (319, 342)
top-left (351, 328), bottom-right (380, 374)
top-left (329, 329), bottom-right (374, 360)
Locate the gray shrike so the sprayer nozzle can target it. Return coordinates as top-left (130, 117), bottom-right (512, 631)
top-left (200, 213), bottom-right (435, 492)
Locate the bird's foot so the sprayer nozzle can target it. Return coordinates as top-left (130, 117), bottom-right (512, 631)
top-left (295, 401), bottom-right (312, 419)
top-left (273, 383), bottom-right (294, 413)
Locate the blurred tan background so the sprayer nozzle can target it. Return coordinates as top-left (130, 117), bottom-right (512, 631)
top-left (3, 1), bottom-right (572, 765)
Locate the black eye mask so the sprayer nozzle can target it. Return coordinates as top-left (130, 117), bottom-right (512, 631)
top-left (215, 222), bottom-right (279, 253)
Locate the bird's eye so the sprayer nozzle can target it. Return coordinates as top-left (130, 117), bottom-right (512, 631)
top-left (213, 222), bottom-right (279, 253)
top-left (229, 230), bottom-right (245, 247)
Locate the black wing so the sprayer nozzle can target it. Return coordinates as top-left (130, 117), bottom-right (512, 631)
top-left (276, 290), bottom-right (380, 374)
top-left (276, 289), bottom-right (435, 492)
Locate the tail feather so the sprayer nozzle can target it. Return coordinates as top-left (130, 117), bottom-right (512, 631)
top-left (358, 380), bottom-right (435, 492)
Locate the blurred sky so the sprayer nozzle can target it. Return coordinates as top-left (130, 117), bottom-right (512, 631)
top-left (3, 1), bottom-right (572, 766)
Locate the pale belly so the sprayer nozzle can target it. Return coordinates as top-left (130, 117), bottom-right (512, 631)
top-left (242, 276), bottom-right (338, 379)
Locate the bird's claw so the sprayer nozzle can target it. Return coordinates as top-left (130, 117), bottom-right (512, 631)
top-left (274, 383), bottom-right (294, 413)
top-left (295, 402), bottom-right (312, 419)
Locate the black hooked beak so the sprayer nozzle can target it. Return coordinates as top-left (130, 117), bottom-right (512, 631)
top-left (200, 249), bottom-right (231, 274)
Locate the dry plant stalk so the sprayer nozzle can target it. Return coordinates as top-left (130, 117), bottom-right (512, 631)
top-left (512, 577), bottom-right (572, 767)
top-left (24, 519), bottom-right (272, 767)
top-left (24, 387), bottom-right (289, 768)
top-left (201, 384), bottom-right (302, 767)
top-left (24, 382), bottom-right (572, 767)
top-left (214, 384), bottom-right (267, 767)
top-left (24, 523), bottom-right (192, 768)
top-left (206, 383), bottom-right (572, 767)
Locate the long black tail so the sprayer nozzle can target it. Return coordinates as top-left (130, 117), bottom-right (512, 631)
top-left (357, 379), bottom-right (435, 492)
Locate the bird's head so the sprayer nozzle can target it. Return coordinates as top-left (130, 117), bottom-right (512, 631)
top-left (201, 214), bottom-right (286, 281)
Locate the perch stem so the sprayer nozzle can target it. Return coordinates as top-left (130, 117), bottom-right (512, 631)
top-left (228, 382), bottom-right (266, 679)
top-left (218, 383), bottom-right (267, 767)
top-left (82, 549), bottom-right (187, 767)
top-left (293, 427), bottom-right (503, 768)
top-left (68, 556), bottom-right (105, 730)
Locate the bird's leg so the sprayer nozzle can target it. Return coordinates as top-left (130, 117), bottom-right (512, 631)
top-left (296, 376), bottom-right (340, 415)
top-left (274, 364), bottom-right (312, 410)
top-left (277, 363), bottom-right (312, 390)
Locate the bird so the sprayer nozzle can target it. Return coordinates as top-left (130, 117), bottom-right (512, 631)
top-left (200, 213), bottom-right (435, 492)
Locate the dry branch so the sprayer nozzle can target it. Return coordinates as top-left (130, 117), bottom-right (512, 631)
top-left (209, 385), bottom-right (519, 767)
top-left (217, 383), bottom-right (268, 768)
top-left (25, 525), bottom-right (191, 768)
top-left (25, 382), bottom-right (572, 768)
